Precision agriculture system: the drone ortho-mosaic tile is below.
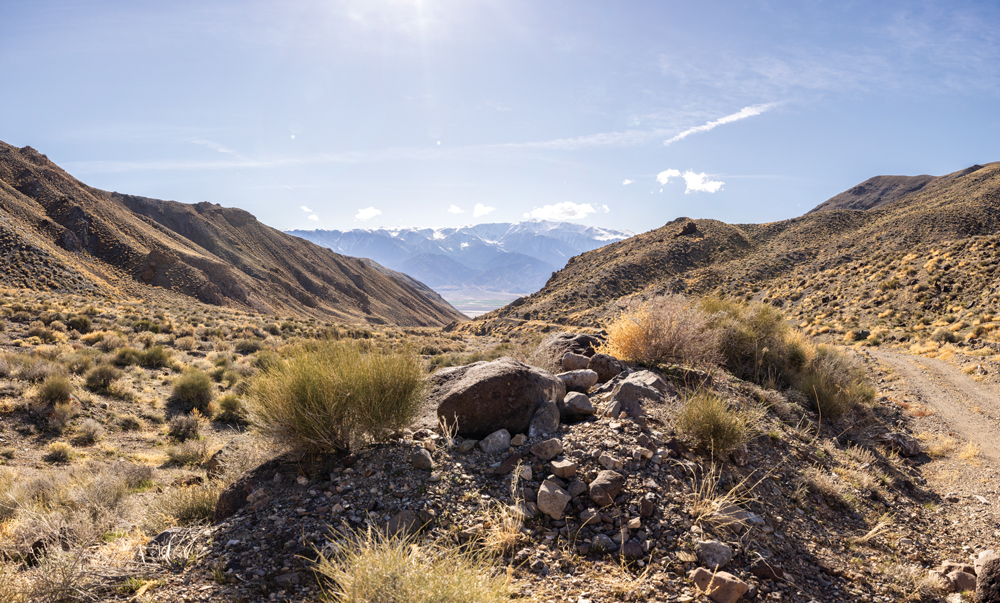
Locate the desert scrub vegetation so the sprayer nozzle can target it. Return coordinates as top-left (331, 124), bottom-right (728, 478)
top-left (675, 392), bottom-right (765, 453)
top-left (246, 339), bottom-right (425, 452)
top-left (597, 295), bottom-right (720, 368)
top-left (601, 295), bottom-right (874, 421)
top-left (313, 528), bottom-right (515, 603)
top-left (171, 369), bottom-right (215, 413)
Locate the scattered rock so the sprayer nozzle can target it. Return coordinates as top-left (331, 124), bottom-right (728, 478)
top-left (386, 510), bottom-right (422, 536)
top-left (562, 352), bottom-right (591, 371)
top-left (750, 558), bottom-right (784, 580)
top-left (551, 459), bottom-right (578, 479)
top-left (688, 567), bottom-right (749, 603)
top-left (977, 557), bottom-right (1000, 602)
top-left (976, 550), bottom-right (999, 576)
top-left (530, 438), bottom-right (563, 461)
top-left (587, 353), bottom-right (623, 383)
top-left (410, 448), bottom-right (433, 471)
top-left (423, 358), bottom-right (565, 438)
top-left (675, 220), bottom-right (697, 237)
top-left (528, 401), bottom-right (560, 438)
top-left (557, 369), bottom-right (599, 393)
top-left (479, 429), bottom-right (512, 455)
top-left (510, 434), bottom-right (527, 446)
top-left (559, 391), bottom-right (595, 420)
top-left (620, 540), bottom-right (643, 559)
top-left (946, 570), bottom-right (977, 592)
top-left (589, 470), bottom-right (625, 507)
top-left (537, 332), bottom-right (601, 368)
top-left (609, 370), bottom-right (674, 419)
top-left (695, 540), bottom-right (734, 570)
top-left (598, 452), bottom-right (623, 471)
top-left (878, 432), bottom-right (922, 457)
top-left (536, 479), bottom-right (572, 520)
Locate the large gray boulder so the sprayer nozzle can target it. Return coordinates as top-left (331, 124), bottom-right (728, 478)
top-left (977, 557), bottom-right (1000, 603)
top-left (423, 357), bottom-right (566, 439)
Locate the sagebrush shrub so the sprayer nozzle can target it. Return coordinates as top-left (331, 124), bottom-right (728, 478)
top-left (598, 296), bottom-right (720, 368)
top-left (168, 414), bottom-right (201, 441)
top-left (35, 374), bottom-right (73, 406)
top-left (85, 364), bottom-right (122, 393)
top-left (676, 392), bottom-right (763, 453)
top-left (698, 297), bottom-right (795, 383)
top-left (171, 370), bottom-right (214, 413)
top-left (797, 345), bottom-right (875, 419)
top-left (247, 340), bottom-right (425, 452)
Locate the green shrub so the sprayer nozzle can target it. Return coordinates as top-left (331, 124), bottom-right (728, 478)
top-left (167, 439), bottom-right (210, 466)
top-left (676, 392), bottom-right (763, 453)
top-left (929, 328), bottom-right (958, 344)
top-left (133, 319), bottom-right (161, 333)
top-left (168, 414), bottom-right (201, 441)
top-left (246, 340), bottom-right (425, 452)
top-left (113, 347), bottom-right (142, 366)
top-left (85, 364), bottom-right (123, 393)
top-left (119, 414), bottom-right (145, 431)
top-left (171, 370), bottom-right (215, 413)
top-left (74, 418), bottom-right (106, 445)
top-left (215, 394), bottom-right (247, 424)
top-left (698, 297), bottom-right (802, 384)
top-left (234, 339), bottom-right (263, 354)
top-left (313, 528), bottom-right (514, 603)
top-left (150, 484), bottom-right (220, 527)
top-left (139, 345), bottom-right (171, 368)
top-left (35, 373), bottom-right (73, 406)
top-left (66, 316), bottom-right (92, 334)
top-left (796, 345), bottom-right (875, 419)
top-left (44, 442), bottom-right (75, 464)
top-left (597, 296), bottom-right (720, 368)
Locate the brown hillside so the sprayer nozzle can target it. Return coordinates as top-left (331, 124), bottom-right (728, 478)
top-left (807, 164), bottom-right (984, 213)
top-left (466, 162), bottom-right (1000, 343)
top-left (0, 142), bottom-right (464, 326)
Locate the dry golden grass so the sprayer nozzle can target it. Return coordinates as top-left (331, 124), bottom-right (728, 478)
top-left (958, 442), bottom-right (982, 464)
top-left (917, 432), bottom-right (958, 458)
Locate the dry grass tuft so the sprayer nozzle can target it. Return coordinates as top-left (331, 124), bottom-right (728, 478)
top-left (597, 296), bottom-right (720, 368)
top-left (676, 392), bottom-right (764, 453)
top-left (313, 528), bottom-right (515, 603)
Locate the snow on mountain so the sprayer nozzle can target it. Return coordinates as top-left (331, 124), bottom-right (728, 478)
top-left (287, 220), bottom-right (632, 296)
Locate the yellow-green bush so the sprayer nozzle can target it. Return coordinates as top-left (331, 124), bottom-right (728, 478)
top-left (246, 340), bottom-right (424, 452)
top-left (676, 392), bottom-right (763, 453)
top-left (796, 345), bottom-right (875, 419)
top-left (598, 296), bottom-right (720, 368)
top-left (314, 528), bottom-right (514, 603)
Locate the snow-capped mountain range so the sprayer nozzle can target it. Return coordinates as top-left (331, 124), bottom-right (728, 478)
top-left (287, 220), bottom-right (633, 297)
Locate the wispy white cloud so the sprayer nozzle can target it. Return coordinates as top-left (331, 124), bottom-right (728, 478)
top-left (523, 202), bottom-right (608, 221)
top-left (308, 214), bottom-right (319, 221)
top-left (300, 205), bottom-right (312, 212)
top-left (473, 203), bottom-right (495, 217)
top-left (355, 207), bottom-right (381, 221)
top-left (622, 179), bottom-right (634, 185)
top-left (189, 138), bottom-right (237, 154)
top-left (447, 205), bottom-right (464, 214)
top-left (663, 104), bottom-right (777, 146)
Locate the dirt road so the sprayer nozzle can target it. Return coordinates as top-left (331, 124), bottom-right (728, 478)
top-left (871, 349), bottom-right (1000, 463)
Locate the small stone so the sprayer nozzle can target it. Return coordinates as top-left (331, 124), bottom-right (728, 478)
top-left (518, 465), bottom-right (533, 481)
top-left (695, 540), bottom-right (734, 570)
top-left (946, 570), bottom-right (976, 592)
top-left (589, 470), bottom-right (625, 507)
top-left (560, 391), bottom-right (596, 419)
top-left (296, 476), bottom-right (308, 485)
top-left (567, 480), bottom-right (588, 497)
top-left (530, 438), bottom-right (563, 461)
top-left (479, 429), bottom-right (511, 455)
top-left (410, 448), bottom-right (433, 471)
top-left (976, 557), bottom-right (1000, 602)
top-left (878, 432), bottom-right (921, 457)
top-left (494, 452), bottom-right (525, 475)
top-left (536, 479), bottom-right (572, 520)
top-left (627, 517), bottom-right (641, 529)
top-left (511, 434), bottom-right (527, 446)
top-left (386, 510), bottom-right (421, 536)
top-left (562, 352), bottom-right (591, 371)
top-left (551, 459), bottom-right (578, 479)
top-left (976, 550), bottom-right (999, 576)
top-left (750, 558), bottom-right (784, 580)
top-left (639, 497), bottom-right (655, 517)
top-left (529, 402), bottom-right (560, 438)
top-left (598, 452), bottom-right (623, 471)
top-left (587, 353), bottom-right (623, 383)
top-left (580, 508), bottom-right (600, 525)
top-left (688, 567), bottom-right (749, 603)
top-left (458, 439), bottom-right (478, 453)
top-left (558, 369), bottom-right (599, 392)
top-left (620, 540), bottom-right (643, 559)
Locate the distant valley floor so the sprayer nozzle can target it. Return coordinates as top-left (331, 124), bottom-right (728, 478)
top-left (442, 290), bottom-right (522, 317)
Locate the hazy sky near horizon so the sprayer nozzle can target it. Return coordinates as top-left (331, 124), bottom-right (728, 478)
top-left (1, 0), bottom-right (998, 233)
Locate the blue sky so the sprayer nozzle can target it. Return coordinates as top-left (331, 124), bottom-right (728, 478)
top-left (1, 0), bottom-right (998, 234)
